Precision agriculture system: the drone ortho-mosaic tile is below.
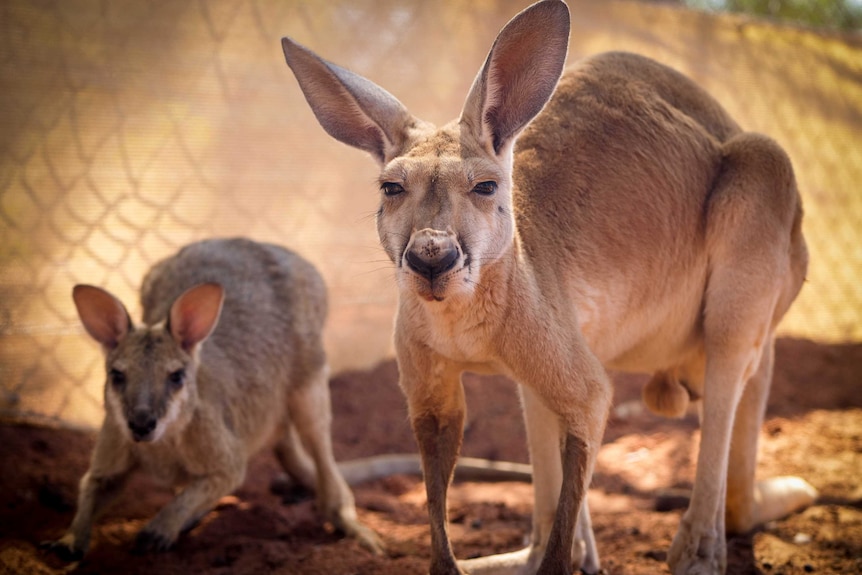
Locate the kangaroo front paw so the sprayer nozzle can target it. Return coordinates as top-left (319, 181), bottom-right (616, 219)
top-left (133, 527), bottom-right (176, 554)
top-left (667, 521), bottom-right (725, 575)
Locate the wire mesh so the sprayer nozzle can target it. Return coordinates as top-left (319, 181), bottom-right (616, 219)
top-left (1, 0), bottom-right (860, 428)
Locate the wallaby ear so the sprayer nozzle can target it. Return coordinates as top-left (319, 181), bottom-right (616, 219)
top-left (167, 283), bottom-right (224, 353)
top-left (281, 36), bottom-right (416, 165)
top-left (461, 0), bottom-right (570, 155)
top-left (72, 285), bottom-right (133, 350)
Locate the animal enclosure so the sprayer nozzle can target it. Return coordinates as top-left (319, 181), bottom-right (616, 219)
top-left (1, 2), bottom-right (860, 575)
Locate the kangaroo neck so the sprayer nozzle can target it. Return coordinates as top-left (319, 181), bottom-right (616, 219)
top-left (397, 242), bottom-right (522, 369)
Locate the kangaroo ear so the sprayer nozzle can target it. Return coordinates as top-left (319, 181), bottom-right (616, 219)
top-left (282, 37), bottom-right (416, 165)
top-left (461, 0), bottom-right (570, 155)
top-left (73, 285), bottom-right (133, 350)
top-left (168, 283), bottom-right (224, 353)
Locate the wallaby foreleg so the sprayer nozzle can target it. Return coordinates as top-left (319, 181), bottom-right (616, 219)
top-left (136, 469), bottom-right (244, 552)
top-left (42, 424), bottom-right (133, 559)
top-left (47, 469), bottom-right (130, 559)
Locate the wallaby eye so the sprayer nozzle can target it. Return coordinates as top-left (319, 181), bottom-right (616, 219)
top-left (381, 182), bottom-right (405, 197)
top-left (471, 181), bottom-right (497, 196)
top-left (167, 369), bottom-right (186, 389)
top-left (109, 368), bottom-right (126, 388)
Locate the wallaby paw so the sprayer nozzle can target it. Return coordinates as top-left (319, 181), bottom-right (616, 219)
top-left (668, 520), bottom-right (725, 575)
top-left (340, 518), bottom-right (386, 556)
top-left (40, 536), bottom-right (84, 562)
top-left (133, 528), bottom-right (176, 554)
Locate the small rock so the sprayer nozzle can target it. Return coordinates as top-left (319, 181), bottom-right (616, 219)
top-left (793, 532), bottom-right (812, 545)
top-left (613, 400), bottom-right (644, 420)
top-left (644, 549), bottom-right (667, 562)
top-left (654, 488), bottom-right (691, 512)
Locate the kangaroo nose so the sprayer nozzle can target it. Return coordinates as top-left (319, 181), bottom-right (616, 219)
top-left (128, 410), bottom-right (157, 441)
top-left (405, 232), bottom-right (459, 280)
top-left (405, 248), bottom-right (459, 279)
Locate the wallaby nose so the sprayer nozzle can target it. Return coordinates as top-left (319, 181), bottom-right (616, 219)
top-left (128, 409), bottom-right (157, 441)
top-left (404, 230), bottom-right (460, 281)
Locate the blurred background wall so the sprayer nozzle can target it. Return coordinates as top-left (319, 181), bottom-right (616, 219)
top-left (1, 0), bottom-right (860, 428)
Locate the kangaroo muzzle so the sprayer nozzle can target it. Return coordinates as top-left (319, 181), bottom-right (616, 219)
top-left (402, 229), bottom-right (462, 301)
top-left (404, 229), bottom-right (459, 277)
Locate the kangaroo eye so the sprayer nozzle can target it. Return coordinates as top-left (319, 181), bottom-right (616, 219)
top-left (381, 182), bottom-right (405, 197)
top-left (167, 369), bottom-right (185, 389)
top-left (109, 369), bottom-right (126, 388)
top-left (471, 181), bottom-right (497, 196)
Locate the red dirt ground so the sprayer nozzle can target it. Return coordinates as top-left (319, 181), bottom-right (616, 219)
top-left (1, 338), bottom-right (860, 575)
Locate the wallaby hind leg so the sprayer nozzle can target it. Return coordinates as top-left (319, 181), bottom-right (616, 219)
top-left (274, 419), bottom-right (318, 493)
top-left (669, 132), bottom-right (813, 575)
top-left (725, 335), bottom-right (817, 534)
top-left (287, 364), bottom-right (384, 555)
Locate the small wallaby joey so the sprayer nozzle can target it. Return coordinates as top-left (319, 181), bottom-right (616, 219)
top-left (45, 237), bottom-right (382, 559)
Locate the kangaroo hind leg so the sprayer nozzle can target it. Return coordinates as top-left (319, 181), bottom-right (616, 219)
top-left (725, 333), bottom-right (817, 534)
top-left (669, 132), bottom-right (813, 575)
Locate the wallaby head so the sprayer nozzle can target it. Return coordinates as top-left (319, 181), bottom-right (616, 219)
top-left (73, 283), bottom-right (224, 443)
top-left (282, 0), bottom-right (569, 304)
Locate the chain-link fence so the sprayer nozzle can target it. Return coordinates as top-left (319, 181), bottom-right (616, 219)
top-left (2, 0), bottom-right (860, 429)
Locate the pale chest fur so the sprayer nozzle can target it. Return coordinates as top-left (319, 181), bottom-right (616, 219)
top-left (131, 434), bottom-right (198, 487)
top-left (405, 295), bottom-right (505, 374)
top-left (121, 409), bottom-right (241, 488)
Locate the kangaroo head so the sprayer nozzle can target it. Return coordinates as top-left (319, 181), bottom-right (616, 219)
top-left (73, 283), bottom-right (224, 442)
top-left (282, 0), bottom-right (569, 303)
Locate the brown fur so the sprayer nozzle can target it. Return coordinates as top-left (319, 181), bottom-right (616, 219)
top-left (281, 1), bottom-right (816, 573)
top-left (46, 238), bottom-right (382, 559)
